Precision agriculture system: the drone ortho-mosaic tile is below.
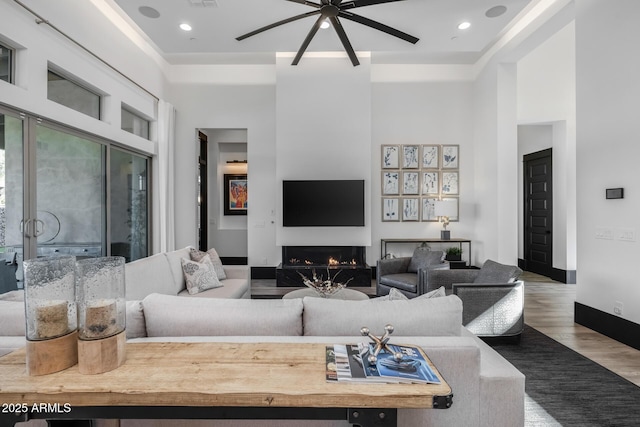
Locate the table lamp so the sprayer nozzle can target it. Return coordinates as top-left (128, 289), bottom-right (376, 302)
top-left (434, 200), bottom-right (457, 240)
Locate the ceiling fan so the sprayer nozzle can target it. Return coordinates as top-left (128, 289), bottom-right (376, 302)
top-left (236, 0), bottom-right (419, 66)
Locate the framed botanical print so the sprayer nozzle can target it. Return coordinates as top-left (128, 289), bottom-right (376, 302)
top-left (402, 198), bottom-right (420, 221)
top-left (441, 171), bottom-right (459, 195)
top-left (402, 171), bottom-right (420, 195)
top-left (382, 198), bottom-right (400, 222)
top-left (421, 197), bottom-right (438, 222)
top-left (421, 171), bottom-right (439, 195)
top-left (382, 171), bottom-right (400, 195)
top-left (442, 145), bottom-right (459, 169)
top-left (381, 145), bottom-right (400, 169)
top-left (402, 145), bottom-right (420, 169)
top-left (224, 174), bottom-right (248, 215)
top-left (422, 145), bottom-right (439, 169)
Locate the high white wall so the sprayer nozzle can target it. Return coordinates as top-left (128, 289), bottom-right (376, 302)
top-left (516, 22), bottom-right (577, 272)
top-left (275, 55), bottom-right (372, 248)
top-left (575, 0), bottom-right (640, 324)
top-left (370, 80), bottom-right (475, 264)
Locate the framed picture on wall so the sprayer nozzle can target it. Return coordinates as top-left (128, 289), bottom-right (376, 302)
top-left (422, 145), bottom-right (439, 169)
top-left (402, 198), bottom-right (420, 221)
top-left (402, 171), bottom-right (420, 195)
top-left (382, 171), bottom-right (400, 195)
top-left (382, 198), bottom-right (400, 222)
top-left (421, 197), bottom-right (438, 222)
top-left (402, 145), bottom-right (420, 169)
top-left (442, 145), bottom-right (459, 169)
top-left (381, 145), bottom-right (400, 169)
top-left (224, 174), bottom-right (248, 215)
top-left (421, 171), bottom-right (439, 195)
top-left (441, 171), bottom-right (459, 195)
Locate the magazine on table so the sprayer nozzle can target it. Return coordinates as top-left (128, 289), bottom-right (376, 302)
top-left (325, 343), bottom-right (440, 384)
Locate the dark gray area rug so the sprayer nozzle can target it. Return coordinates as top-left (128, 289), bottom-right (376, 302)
top-left (486, 325), bottom-right (640, 427)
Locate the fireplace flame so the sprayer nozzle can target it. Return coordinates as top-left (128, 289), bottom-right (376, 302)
top-left (328, 257), bottom-right (339, 266)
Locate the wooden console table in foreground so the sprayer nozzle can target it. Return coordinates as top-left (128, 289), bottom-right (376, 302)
top-left (0, 342), bottom-right (452, 427)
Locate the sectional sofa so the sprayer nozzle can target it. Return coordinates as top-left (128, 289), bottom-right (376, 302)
top-left (0, 248), bottom-right (525, 427)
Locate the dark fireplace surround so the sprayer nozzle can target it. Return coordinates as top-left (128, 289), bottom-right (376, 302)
top-left (276, 246), bottom-right (371, 287)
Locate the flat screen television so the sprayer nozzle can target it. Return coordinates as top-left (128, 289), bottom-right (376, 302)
top-left (283, 180), bottom-right (365, 227)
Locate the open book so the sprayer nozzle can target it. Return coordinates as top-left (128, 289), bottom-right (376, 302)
top-left (326, 343), bottom-right (441, 384)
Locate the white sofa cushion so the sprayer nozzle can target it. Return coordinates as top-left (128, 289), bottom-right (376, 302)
top-left (163, 247), bottom-right (193, 293)
top-left (125, 252), bottom-right (176, 300)
top-left (142, 293), bottom-right (303, 337)
top-left (0, 300), bottom-right (25, 336)
top-left (126, 300), bottom-right (146, 339)
top-left (302, 294), bottom-right (463, 337)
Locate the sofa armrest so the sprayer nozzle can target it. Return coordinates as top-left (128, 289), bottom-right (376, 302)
top-left (376, 257), bottom-right (411, 276)
top-left (222, 265), bottom-right (249, 280)
top-left (421, 268), bottom-right (480, 293)
top-left (453, 281), bottom-right (524, 337)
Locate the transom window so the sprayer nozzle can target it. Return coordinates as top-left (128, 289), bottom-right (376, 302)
top-left (47, 69), bottom-right (101, 119)
top-left (0, 43), bottom-right (13, 84)
top-left (121, 106), bottom-right (150, 140)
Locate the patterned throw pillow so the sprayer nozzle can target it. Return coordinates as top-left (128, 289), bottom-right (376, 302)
top-left (190, 247), bottom-right (227, 280)
top-left (181, 255), bottom-right (223, 295)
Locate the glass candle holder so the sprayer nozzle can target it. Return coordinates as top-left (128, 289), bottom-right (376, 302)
top-left (23, 256), bottom-right (77, 341)
top-left (76, 256), bottom-right (126, 341)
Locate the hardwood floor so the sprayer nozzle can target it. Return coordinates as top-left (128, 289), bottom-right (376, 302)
top-left (520, 271), bottom-right (640, 387)
top-left (252, 272), bottom-right (640, 387)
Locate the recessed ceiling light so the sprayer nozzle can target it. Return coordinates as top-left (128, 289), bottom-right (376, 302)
top-left (486, 5), bottom-right (507, 18)
top-left (138, 6), bottom-right (160, 19)
top-left (457, 22), bottom-right (471, 30)
top-left (179, 23), bottom-right (193, 31)
top-left (320, 20), bottom-right (330, 30)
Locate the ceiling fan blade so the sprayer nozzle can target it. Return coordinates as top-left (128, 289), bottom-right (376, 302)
top-left (292, 15), bottom-right (325, 65)
top-left (236, 10), bottom-right (321, 41)
top-left (338, 10), bottom-right (418, 44)
top-left (340, 0), bottom-right (407, 10)
top-left (329, 16), bottom-right (360, 66)
top-left (285, 0), bottom-right (322, 7)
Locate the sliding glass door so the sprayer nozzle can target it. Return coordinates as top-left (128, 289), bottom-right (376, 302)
top-left (0, 111), bottom-right (24, 293)
top-left (0, 106), bottom-right (150, 293)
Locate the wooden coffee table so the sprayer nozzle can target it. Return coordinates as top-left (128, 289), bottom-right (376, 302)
top-left (0, 342), bottom-right (452, 427)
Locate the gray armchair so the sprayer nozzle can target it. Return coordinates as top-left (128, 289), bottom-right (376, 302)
top-left (376, 248), bottom-right (449, 298)
top-left (423, 260), bottom-right (524, 338)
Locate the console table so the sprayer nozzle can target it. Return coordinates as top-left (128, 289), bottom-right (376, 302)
top-left (0, 342), bottom-right (452, 427)
top-left (381, 238), bottom-right (471, 263)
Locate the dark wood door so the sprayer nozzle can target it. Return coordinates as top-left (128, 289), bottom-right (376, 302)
top-left (198, 131), bottom-right (208, 251)
top-left (524, 149), bottom-right (553, 277)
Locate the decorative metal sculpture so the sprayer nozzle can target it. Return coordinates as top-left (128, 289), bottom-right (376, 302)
top-left (360, 324), bottom-right (404, 363)
top-left (298, 269), bottom-right (353, 297)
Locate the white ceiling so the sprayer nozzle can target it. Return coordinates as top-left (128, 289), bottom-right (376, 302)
top-left (107, 0), bottom-right (533, 65)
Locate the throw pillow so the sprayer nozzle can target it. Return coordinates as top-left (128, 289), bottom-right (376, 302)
top-left (417, 286), bottom-right (446, 299)
top-left (372, 287), bottom-right (409, 302)
top-left (190, 247), bottom-right (227, 280)
top-left (407, 248), bottom-right (445, 273)
top-left (474, 259), bottom-right (522, 284)
top-left (181, 255), bottom-right (223, 295)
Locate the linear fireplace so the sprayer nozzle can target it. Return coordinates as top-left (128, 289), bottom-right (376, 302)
top-left (276, 246), bottom-right (372, 287)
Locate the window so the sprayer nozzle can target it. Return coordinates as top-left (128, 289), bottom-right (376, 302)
top-left (0, 43), bottom-right (13, 83)
top-left (121, 106), bottom-right (150, 139)
top-left (47, 70), bottom-right (101, 119)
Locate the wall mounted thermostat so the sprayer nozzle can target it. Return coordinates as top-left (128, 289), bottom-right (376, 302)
top-left (606, 188), bottom-right (624, 199)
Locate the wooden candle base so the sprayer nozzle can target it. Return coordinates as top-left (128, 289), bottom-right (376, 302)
top-left (78, 330), bottom-right (126, 375)
top-left (26, 330), bottom-right (78, 376)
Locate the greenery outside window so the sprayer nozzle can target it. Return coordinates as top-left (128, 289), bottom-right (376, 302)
top-left (0, 43), bottom-right (13, 84)
top-left (121, 106), bottom-right (150, 139)
top-left (47, 70), bottom-right (101, 119)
